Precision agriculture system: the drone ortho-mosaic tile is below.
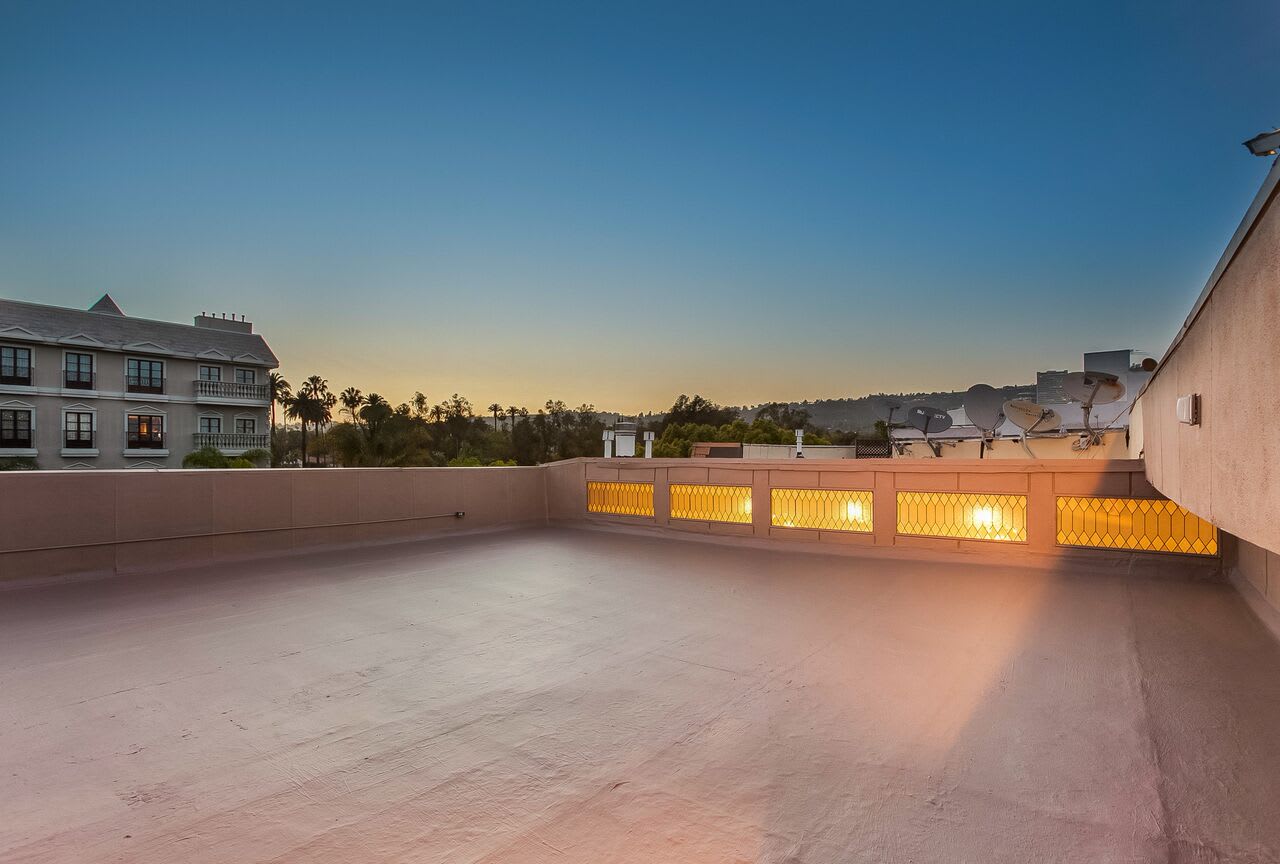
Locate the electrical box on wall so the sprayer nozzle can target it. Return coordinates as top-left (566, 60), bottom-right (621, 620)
top-left (1176, 394), bottom-right (1200, 426)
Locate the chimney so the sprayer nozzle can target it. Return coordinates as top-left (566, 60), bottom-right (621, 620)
top-left (194, 312), bottom-right (253, 334)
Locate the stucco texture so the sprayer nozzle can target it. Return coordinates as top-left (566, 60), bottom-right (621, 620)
top-left (2, 529), bottom-right (1277, 863)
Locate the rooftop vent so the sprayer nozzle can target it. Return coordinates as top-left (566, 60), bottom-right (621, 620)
top-left (194, 312), bottom-right (254, 334)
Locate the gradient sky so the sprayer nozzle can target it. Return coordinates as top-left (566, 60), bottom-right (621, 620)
top-left (1, 1), bottom-right (1277, 413)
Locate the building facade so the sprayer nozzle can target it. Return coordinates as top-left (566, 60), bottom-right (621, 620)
top-left (0, 294), bottom-right (278, 469)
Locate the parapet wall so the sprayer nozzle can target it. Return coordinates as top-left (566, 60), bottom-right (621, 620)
top-left (0, 459), bottom-right (1222, 583)
top-left (546, 457), bottom-right (1222, 575)
top-left (0, 467), bottom-right (546, 582)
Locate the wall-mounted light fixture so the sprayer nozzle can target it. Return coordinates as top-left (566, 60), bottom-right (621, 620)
top-left (1243, 129), bottom-right (1280, 157)
top-left (1176, 394), bottom-right (1200, 426)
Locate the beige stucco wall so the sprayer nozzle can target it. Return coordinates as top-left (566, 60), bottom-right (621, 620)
top-left (0, 342), bottom-right (272, 469)
top-left (1135, 168), bottom-right (1280, 560)
top-left (0, 466), bottom-right (546, 582)
top-left (553, 457), bottom-right (1214, 576)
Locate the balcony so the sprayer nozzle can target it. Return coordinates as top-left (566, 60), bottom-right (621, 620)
top-left (193, 431), bottom-right (269, 452)
top-left (194, 378), bottom-right (269, 402)
top-left (0, 461), bottom-right (1274, 862)
top-left (125, 375), bottom-right (165, 395)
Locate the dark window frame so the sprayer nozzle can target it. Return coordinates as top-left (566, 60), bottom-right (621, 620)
top-left (0, 345), bottom-right (33, 386)
top-left (235, 417), bottom-right (257, 435)
top-left (64, 411), bottom-right (94, 448)
top-left (126, 357), bottom-right (165, 394)
top-left (234, 367), bottom-right (257, 385)
top-left (64, 352), bottom-right (94, 389)
top-left (0, 408), bottom-right (33, 448)
top-left (198, 416), bottom-right (222, 435)
top-left (126, 413), bottom-right (165, 449)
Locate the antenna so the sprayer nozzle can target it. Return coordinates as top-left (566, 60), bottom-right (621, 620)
top-left (1003, 399), bottom-right (1062, 458)
top-left (907, 405), bottom-right (952, 457)
top-left (876, 398), bottom-right (904, 427)
top-left (1063, 371), bottom-right (1125, 449)
top-left (963, 384), bottom-right (1005, 459)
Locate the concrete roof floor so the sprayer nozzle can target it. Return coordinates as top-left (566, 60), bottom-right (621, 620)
top-left (1, 529), bottom-right (1278, 863)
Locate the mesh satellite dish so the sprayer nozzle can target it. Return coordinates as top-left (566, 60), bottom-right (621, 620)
top-left (963, 384), bottom-right (1005, 458)
top-left (1063, 371), bottom-right (1125, 448)
top-left (907, 406), bottom-right (952, 456)
top-left (1004, 399), bottom-right (1061, 458)
top-left (875, 398), bottom-right (905, 426)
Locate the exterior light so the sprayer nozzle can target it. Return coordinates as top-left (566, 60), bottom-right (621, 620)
top-left (846, 500), bottom-right (864, 522)
top-left (602, 429), bottom-right (614, 458)
top-left (643, 430), bottom-right (655, 458)
top-left (1243, 129), bottom-right (1280, 157)
top-left (794, 428), bottom-right (805, 459)
top-left (971, 505), bottom-right (1001, 531)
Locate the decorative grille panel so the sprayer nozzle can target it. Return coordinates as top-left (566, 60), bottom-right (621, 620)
top-left (896, 492), bottom-right (1027, 542)
top-left (586, 481), bottom-right (655, 517)
top-left (1056, 497), bottom-right (1217, 556)
top-left (669, 484), bottom-right (753, 524)
top-left (771, 488), bottom-right (873, 532)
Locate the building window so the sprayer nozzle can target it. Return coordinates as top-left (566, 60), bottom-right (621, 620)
top-left (1, 346), bottom-right (32, 385)
top-left (0, 408), bottom-right (33, 447)
top-left (199, 416), bottom-right (222, 435)
top-left (235, 418), bottom-right (256, 434)
top-left (64, 412), bottom-right (94, 448)
top-left (126, 358), bottom-right (165, 394)
top-left (199, 365), bottom-right (222, 382)
top-left (235, 368), bottom-right (256, 385)
top-left (126, 414), bottom-right (164, 449)
top-left (64, 352), bottom-right (94, 389)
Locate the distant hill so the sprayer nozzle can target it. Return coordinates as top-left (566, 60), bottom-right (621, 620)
top-left (737, 385), bottom-right (1036, 433)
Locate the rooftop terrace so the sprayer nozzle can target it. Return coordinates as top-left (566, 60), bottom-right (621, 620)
top-left (3, 525), bottom-right (1279, 862)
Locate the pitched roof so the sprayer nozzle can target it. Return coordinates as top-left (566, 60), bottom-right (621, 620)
top-left (0, 296), bottom-right (279, 366)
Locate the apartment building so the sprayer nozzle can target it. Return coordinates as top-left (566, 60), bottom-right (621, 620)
top-left (0, 294), bottom-right (278, 469)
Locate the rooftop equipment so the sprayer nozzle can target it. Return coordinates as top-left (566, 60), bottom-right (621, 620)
top-left (1004, 399), bottom-right (1062, 459)
top-left (962, 384), bottom-right (1006, 459)
top-left (1062, 370), bottom-right (1125, 450)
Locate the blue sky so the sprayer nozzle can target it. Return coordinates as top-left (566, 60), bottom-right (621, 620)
top-left (1, 1), bottom-right (1276, 412)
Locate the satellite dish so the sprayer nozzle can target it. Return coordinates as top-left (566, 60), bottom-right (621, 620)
top-left (964, 384), bottom-right (1006, 459)
top-left (964, 385), bottom-right (1005, 434)
top-left (1003, 399), bottom-right (1061, 458)
top-left (875, 398), bottom-right (905, 425)
top-left (907, 406), bottom-right (951, 457)
top-left (907, 406), bottom-right (953, 435)
top-left (1063, 371), bottom-right (1125, 406)
top-left (1063, 371), bottom-right (1125, 449)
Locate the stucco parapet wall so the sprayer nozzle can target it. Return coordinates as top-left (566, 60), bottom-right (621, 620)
top-left (0, 466), bottom-right (547, 583)
top-left (554, 457), bottom-right (1215, 578)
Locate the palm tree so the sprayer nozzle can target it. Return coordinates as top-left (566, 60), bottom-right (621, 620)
top-left (340, 387), bottom-right (364, 426)
top-left (411, 391), bottom-right (429, 419)
top-left (283, 392), bottom-right (311, 466)
top-left (488, 403), bottom-right (503, 431)
top-left (507, 406), bottom-right (520, 437)
top-left (269, 373), bottom-right (291, 434)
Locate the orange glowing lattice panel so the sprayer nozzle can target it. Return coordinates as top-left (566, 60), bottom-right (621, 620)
top-left (771, 488), bottom-right (873, 533)
top-left (896, 492), bottom-right (1027, 542)
top-left (586, 481), bottom-right (655, 517)
top-left (669, 484), bottom-right (753, 524)
top-left (1056, 496), bottom-right (1217, 556)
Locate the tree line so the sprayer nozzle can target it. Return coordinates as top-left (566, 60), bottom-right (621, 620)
top-left (265, 375), bottom-right (884, 467)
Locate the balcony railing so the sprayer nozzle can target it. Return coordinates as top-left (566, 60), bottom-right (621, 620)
top-left (0, 372), bottom-right (32, 386)
top-left (64, 371), bottom-right (95, 390)
top-left (126, 435), bottom-right (166, 449)
top-left (194, 432), bottom-right (269, 451)
top-left (126, 376), bottom-right (166, 395)
top-left (194, 379), bottom-right (269, 401)
top-left (63, 434), bottom-right (95, 449)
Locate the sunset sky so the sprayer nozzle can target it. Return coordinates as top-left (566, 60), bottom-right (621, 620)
top-left (2, 1), bottom-right (1277, 413)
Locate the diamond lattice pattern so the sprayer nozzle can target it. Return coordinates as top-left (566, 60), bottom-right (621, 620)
top-left (586, 481), bottom-right (655, 517)
top-left (896, 492), bottom-right (1027, 542)
top-left (1056, 496), bottom-right (1217, 555)
top-left (669, 484), bottom-right (753, 524)
top-left (771, 488), bottom-right (873, 533)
